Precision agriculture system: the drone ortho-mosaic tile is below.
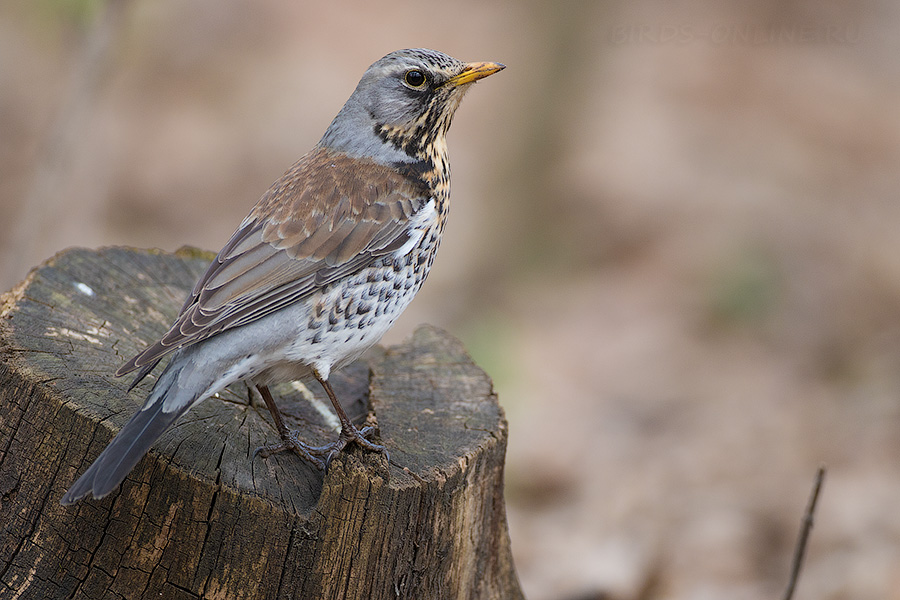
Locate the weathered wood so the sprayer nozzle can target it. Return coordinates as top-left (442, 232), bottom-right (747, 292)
top-left (0, 247), bottom-right (523, 600)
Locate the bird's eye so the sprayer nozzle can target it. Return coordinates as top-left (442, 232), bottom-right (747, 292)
top-left (404, 69), bottom-right (427, 88)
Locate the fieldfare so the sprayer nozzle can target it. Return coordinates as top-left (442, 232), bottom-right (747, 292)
top-left (61, 48), bottom-right (504, 505)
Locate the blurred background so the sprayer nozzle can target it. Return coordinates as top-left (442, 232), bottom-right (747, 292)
top-left (2, 0), bottom-right (899, 598)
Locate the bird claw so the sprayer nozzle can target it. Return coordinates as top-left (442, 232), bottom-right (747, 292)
top-left (253, 425), bottom-right (388, 471)
top-left (253, 431), bottom-right (327, 470)
top-left (323, 425), bottom-right (390, 468)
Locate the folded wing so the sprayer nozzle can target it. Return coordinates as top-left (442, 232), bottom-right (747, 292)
top-left (117, 147), bottom-right (431, 385)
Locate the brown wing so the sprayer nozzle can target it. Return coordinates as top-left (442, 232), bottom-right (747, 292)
top-left (117, 147), bottom-right (431, 383)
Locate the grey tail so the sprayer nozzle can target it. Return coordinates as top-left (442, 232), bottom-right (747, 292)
top-left (60, 398), bottom-right (189, 505)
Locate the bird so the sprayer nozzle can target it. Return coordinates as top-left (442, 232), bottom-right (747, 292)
top-left (60, 48), bottom-right (504, 505)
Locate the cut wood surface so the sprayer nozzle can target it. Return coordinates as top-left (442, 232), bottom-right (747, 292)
top-left (0, 246), bottom-right (523, 600)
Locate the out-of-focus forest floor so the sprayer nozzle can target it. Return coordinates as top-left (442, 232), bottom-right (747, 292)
top-left (2, 1), bottom-right (899, 598)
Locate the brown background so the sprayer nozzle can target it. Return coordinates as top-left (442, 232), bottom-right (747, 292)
top-left (2, 1), bottom-right (898, 598)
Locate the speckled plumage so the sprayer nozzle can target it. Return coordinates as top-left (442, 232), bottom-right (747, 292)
top-left (61, 48), bottom-right (504, 505)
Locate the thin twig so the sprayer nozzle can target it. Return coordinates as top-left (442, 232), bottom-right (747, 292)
top-left (782, 465), bottom-right (826, 600)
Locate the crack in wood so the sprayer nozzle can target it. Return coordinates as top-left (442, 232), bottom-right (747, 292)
top-left (0, 247), bottom-right (523, 599)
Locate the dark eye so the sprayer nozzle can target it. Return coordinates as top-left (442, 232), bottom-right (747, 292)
top-left (404, 69), bottom-right (427, 88)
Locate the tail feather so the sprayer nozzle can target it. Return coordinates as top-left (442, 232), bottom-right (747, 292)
top-left (125, 357), bottom-right (163, 392)
top-left (60, 400), bottom-right (189, 505)
top-left (63, 336), bottom-right (247, 505)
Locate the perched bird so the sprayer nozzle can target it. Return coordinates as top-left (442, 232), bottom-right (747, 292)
top-left (61, 48), bottom-right (504, 505)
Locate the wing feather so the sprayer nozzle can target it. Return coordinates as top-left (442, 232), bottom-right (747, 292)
top-left (117, 147), bottom-right (430, 381)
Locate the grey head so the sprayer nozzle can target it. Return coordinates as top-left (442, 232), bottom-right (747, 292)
top-left (319, 48), bottom-right (505, 165)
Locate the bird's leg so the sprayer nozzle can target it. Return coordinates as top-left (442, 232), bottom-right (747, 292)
top-left (253, 384), bottom-right (326, 469)
top-left (252, 377), bottom-right (388, 469)
top-left (313, 370), bottom-right (388, 466)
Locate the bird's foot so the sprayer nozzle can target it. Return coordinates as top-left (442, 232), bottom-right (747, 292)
top-left (323, 425), bottom-right (389, 468)
top-left (253, 430), bottom-right (327, 470)
top-left (253, 425), bottom-right (388, 470)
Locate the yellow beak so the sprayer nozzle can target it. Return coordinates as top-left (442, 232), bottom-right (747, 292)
top-left (444, 61), bottom-right (506, 87)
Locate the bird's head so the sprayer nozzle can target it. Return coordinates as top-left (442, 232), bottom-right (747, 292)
top-left (320, 48), bottom-right (505, 165)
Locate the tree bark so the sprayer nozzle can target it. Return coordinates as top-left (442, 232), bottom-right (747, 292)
top-left (0, 246), bottom-right (523, 600)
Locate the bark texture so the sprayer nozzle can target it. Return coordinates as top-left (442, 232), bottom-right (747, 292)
top-left (0, 246), bottom-right (523, 600)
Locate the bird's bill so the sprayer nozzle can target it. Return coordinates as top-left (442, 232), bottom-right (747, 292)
top-left (445, 61), bottom-right (506, 87)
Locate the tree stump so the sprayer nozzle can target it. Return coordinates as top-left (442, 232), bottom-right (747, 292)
top-left (0, 247), bottom-right (523, 600)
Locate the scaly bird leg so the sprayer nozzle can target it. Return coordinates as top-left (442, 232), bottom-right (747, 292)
top-left (253, 376), bottom-right (388, 469)
top-left (253, 384), bottom-right (326, 469)
top-left (313, 370), bottom-right (388, 466)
